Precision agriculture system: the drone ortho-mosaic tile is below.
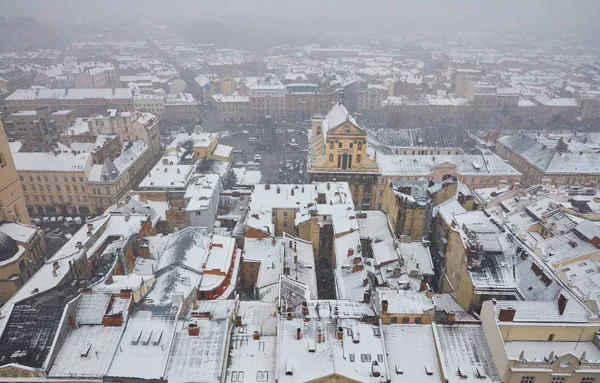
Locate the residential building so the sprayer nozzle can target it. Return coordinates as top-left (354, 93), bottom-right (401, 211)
top-left (276, 300), bottom-right (388, 383)
top-left (133, 93), bottom-right (165, 116)
top-left (441, 209), bottom-right (567, 312)
top-left (0, 119), bottom-right (29, 223)
top-left (357, 84), bottom-right (388, 111)
top-left (481, 298), bottom-right (600, 383)
top-left (211, 93), bottom-right (251, 123)
top-left (577, 90), bottom-right (600, 118)
top-left (13, 149), bottom-right (93, 217)
top-left (164, 92), bottom-right (200, 122)
top-left (2, 107), bottom-right (75, 149)
top-left (373, 288), bottom-right (435, 324)
top-left (381, 179), bottom-right (432, 241)
top-left (184, 173), bottom-right (221, 229)
top-left (0, 221), bottom-right (45, 304)
top-left (495, 133), bottom-right (600, 186)
top-left (246, 76), bottom-right (286, 121)
top-left (308, 102), bottom-right (380, 209)
top-left (87, 140), bottom-right (153, 215)
top-left (5, 88), bottom-right (134, 117)
top-left (377, 152), bottom-right (522, 194)
top-left (88, 109), bottom-right (161, 158)
top-left (285, 83), bottom-right (336, 122)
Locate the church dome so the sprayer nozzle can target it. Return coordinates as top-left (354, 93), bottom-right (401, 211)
top-left (0, 232), bottom-right (19, 262)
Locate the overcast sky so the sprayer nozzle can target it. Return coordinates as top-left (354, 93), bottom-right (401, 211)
top-left (2, 0), bottom-right (600, 36)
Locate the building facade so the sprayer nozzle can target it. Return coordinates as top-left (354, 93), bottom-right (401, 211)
top-left (0, 120), bottom-right (30, 223)
top-left (307, 102), bottom-right (380, 209)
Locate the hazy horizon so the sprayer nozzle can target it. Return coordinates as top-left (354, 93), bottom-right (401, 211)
top-left (2, 0), bottom-right (600, 39)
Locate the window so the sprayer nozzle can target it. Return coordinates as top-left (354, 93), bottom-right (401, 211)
top-left (330, 141), bottom-right (334, 149)
top-left (29, 176), bottom-right (33, 182)
top-left (19, 176), bottom-right (24, 181)
top-left (44, 176), bottom-right (48, 182)
top-left (74, 186), bottom-right (78, 192)
top-left (329, 154), bottom-right (334, 162)
top-left (22, 185), bottom-right (27, 192)
top-left (520, 377), bottom-right (535, 383)
top-left (105, 187), bottom-right (110, 194)
top-left (390, 317), bottom-right (397, 323)
top-left (249, 263), bottom-right (254, 269)
top-left (72, 177), bottom-right (76, 182)
top-left (79, 177), bottom-right (83, 182)
top-left (414, 317), bottom-right (422, 324)
top-left (56, 185), bottom-right (61, 192)
top-left (256, 371), bottom-right (268, 382)
top-left (356, 155), bottom-right (361, 163)
top-left (338, 142), bottom-right (342, 148)
top-left (401, 317), bottom-right (409, 324)
top-left (283, 211), bottom-right (288, 217)
top-left (66, 186), bottom-right (70, 192)
top-left (36, 176), bottom-right (41, 181)
top-left (59, 196), bottom-right (63, 202)
top-left (46, 185), bottom-right (51, 192)
top-left (81, 187), bottom-right (85, 192)
top-left (358, 142), bottom-right (362, 150)
top-left (581, 379), bottom-right (596, 383)
top-left (360, 354), bottom-right (371, 362)
top-left (551, 378), bottom-right (565, 383)
top-left (64, 177), bottom-right (68, 182)
top-left (349, 354), bottom-right (355, 362)
top-left (283, 222), bottom-right (288, 228)
top-left (349, 143), bottom-right (353, 149)
top-left (377, 354), bottom-right (383, 362)
top-left (31, 185), bottom-right (36, 192)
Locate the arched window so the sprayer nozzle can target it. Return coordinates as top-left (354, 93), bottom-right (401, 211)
top-left (358, 142), bottom-right (363, 151)
top-left (329, 141), bottom-right (334, 149)
top-left (329, 154), bottom-right (334, 162)
top-left (357, 155), bottom-right (361, 163)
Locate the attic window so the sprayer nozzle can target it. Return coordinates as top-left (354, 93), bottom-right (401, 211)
top-left (349, 354), bottom-right (355, 362)
top-left (361, 354), bottom-right (372, 362)
top-left (256, 371), bottom-right (269, 382)
top-left (531, 263), bottom-right (543, 276)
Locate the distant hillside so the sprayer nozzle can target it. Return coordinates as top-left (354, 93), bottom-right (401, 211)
top-left (0, 16), bottom-right (68, 53)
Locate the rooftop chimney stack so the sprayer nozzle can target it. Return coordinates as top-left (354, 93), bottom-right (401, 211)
top-left (296, 328), bottom-right (301, 340)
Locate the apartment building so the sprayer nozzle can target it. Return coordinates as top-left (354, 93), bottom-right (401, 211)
top-left (481, 298), bottom-right (600, 383)
top-left (210, 93), bottom-right (251, 123)
top-left (2, 107), bottom-right (75, 149)
top-left (246, 76), bottom-right (286, 120)
top-left (496, 134), bottom-right (600, 186)
top-left (4, 88), bottom-right (134, 117)
top-left (133, 93), bottom-right (165, 116)
top-left (13, 151), bottom-right (93, 217)
top-left (0, 120), bottom-right (30, 223)
top-left (87, 140), bottom-right (153, 215)
top-left (88, 109), bottom-right (161, 158)
top-left (164, 92), bottom-right (199, 122)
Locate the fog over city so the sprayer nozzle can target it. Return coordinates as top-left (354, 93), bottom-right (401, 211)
top-left (2, 1), bottom-right (600, 382)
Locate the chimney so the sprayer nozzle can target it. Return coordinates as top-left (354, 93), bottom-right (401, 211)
top-left (498, 308), bottom-right (516, 322)
top-left (162, 158), bottom-right (168, 165)
top-left (318, 329), bottom-right (323, 344)
top-left (291, 188), bottom-right (294, 196)
top-left (558, 294), bottom-right (568, 315)
top-left (177, 168), bottom-right (180, 174)
top-left (253, 331), bottom-right (260, 340)
top-left (192, 299), bottom-right (199, 310)
top-left (138, 245), bottom-right (150, 258)
top-left (294, 254), bottom-right (298, 263)
top-left (87, 231), bottom-right (92, 237)
top-left (447, 312), bottom-right (456, 323)
top-left (277, 186), bottom-right (281, 194)
top-left (235, 316), bottom-right (242, 327)
top-left (302, 301), bottom-right (309, 315)
top-left (296, 328), bottom-right (301, 340)
top-left (426, 290), bottom-right (433, 299)
top-left (294, 241), bottom-right (297, 252)
top-left (287, 312), bottom-right (293, 321)
top-left (289, 240), bottom-right (293, 249)
top-left (106, 275), bottom-right (114, 285)
top-left (272, 238), bottom-right (276, 246)
top-left (381, 300), bottom-right (388, 314)
top-left (337, 326), bottom-right (343, 341)
top-left (348, 248), bottom-right (354, 257)
top-left (188, 322), bottom-right (200, 336)
top-left (362, 278), bottom-right (368, 287)
top-left (327, 182), bottom-right (330, 190)
top-left (87, 223), bottom-right (93, 231)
